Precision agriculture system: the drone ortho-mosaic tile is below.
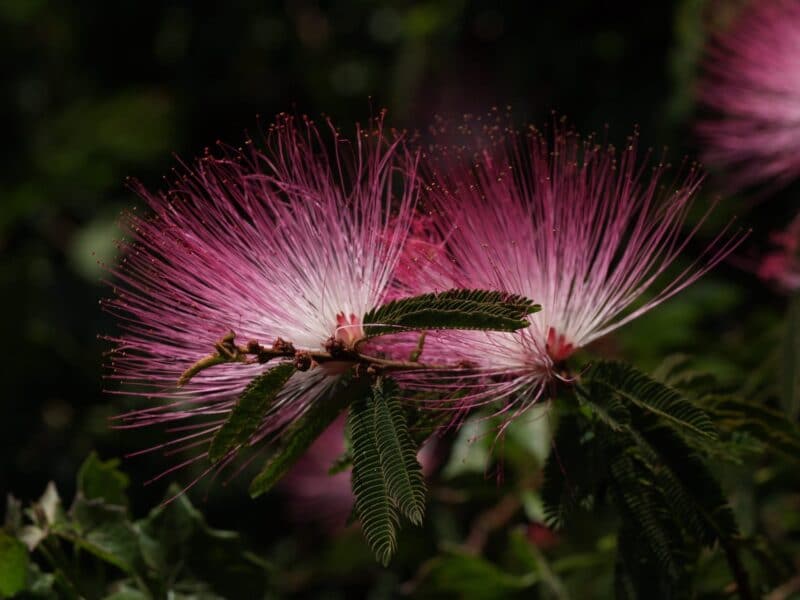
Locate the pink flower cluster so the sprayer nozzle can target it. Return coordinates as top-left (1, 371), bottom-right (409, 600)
top-left (396, 119), bottom-right (745, 424)
top-left (697, 0), bottom-right (800, 189)
top-left (104, 113), bottom-right (418, 483)
top-left (105, 112), bottom-right (745, 485)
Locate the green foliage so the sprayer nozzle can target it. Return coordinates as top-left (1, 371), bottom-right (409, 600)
top-left (249, 371), bottom-right (363, 498)
top-left (349, 383), bottom-right (399, 566)
top-left (0, 532), bottom-right (28, 598)
top-left (541, 416), bottom-right (604, 529)
top-left (656, 353), bottom-right (800, 463)
top-left (587, 361), bottom-right (717, 442)
top-left (77, 452), bottom-right (130, 506)
top-left (362, 289), bottom-right (540, 338)
top-left (542, 361), bottom-right (744, 597)
top-left (3, 453), bottom-right (270, 599)
top-left (349, 376), bottom-right (427, 565)
top-left (373, 378), bottom-right (427, 524)
top-left (209, 362), bottom-right (296, 463)
top-left (701, 394), bottom-right (800, 463)
top-left (414, 548), bottom-right (539, 599)
top-left (63, 496), bottom-right (141, 573)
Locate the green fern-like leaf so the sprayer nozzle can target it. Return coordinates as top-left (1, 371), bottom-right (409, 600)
top-left (349, 387), bottom-right (399, 566)
top-left (608, 448), bottom-right (685, 582)
top-left (362, 289), bottom-right (540, 338)
top-left (701, 394), bottom-right (800, 463)
top-left (633, 423), bottom-right (739, 545)
top-left (576, 362), bottom-right (743, 593)
top-left (588, 361), bottom-right (718, 442)
top-left (209, 363), bottom-right (295, 463)
top-left (372, 378), bottom-right (426, 525)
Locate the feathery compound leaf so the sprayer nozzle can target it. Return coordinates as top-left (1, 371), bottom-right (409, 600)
top-left (701, 394), bottom-right (800, 462)
top-left (362, 289), bottom-right (539, 338)
top-left (349, 388), bottom-right (399, 566)
top-left (575, 369), bottom-right (743, 594)
top-left (588, 361), bottom-right (717, 442)
top-left (249, 374), bottom-right (362, 498)
top-left (372, 378), bottom-right (427, 525)
top-left (608, 449), bottom-right (685, 582)
top-left (209, 363), bottom-right (296, 463)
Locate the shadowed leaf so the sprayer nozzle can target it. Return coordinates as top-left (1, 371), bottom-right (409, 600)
top-left (209, 363), bottom-right (296, 463)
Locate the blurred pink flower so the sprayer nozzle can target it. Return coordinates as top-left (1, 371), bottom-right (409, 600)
top-left (281, 415), bottom-right (437, 530)
top-left (400, 118), bottom-right (746, 423)
top-left (697, 0), bottom-right (800, 189)
top-left (759, 212), bottom-right (800, 291)
top-left (103, 113), bottom-right (420, 485)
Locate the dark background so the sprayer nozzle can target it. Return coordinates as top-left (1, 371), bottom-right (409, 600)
top-left (1, 0), bottom-right (793, 584)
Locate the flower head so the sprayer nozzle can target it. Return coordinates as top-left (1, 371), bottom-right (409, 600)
top-left (401, 117), bottom-right (746, 419)
top-left (104, 113), bottom-right (418, 483)
top-left (697, 0), bottom-right (800, 190)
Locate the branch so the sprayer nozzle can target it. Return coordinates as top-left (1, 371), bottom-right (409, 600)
top-left (177, 331), bottom-right (459, 387)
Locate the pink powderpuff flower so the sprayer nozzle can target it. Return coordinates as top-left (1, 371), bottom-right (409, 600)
top-left (758, 211), bottom-right (800, 291)
top-left (696, 0), bottom-right (800, 190)
top-left (400, 118), bottom-right (747, 423)
top-left (103, 113), bottom-right (420, 487)
top-left (280, 415), bottom-right (438, 531)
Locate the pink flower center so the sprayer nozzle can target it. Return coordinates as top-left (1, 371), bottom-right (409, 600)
top-left (546, 327), bottom-right (575, 362)
top-left (334, 312), bottom-right (364, 348)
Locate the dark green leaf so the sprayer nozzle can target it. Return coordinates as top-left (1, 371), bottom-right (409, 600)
top-left (139, 484), bottom-right (269, 597)
top-left (248, 373), bottom-right (361, 498)
top-left (63, 497), bottom-right (141, 574)
top-left (608, 447), bottom-right (685, 581)
top-left (362, 289), bottom-right (539, 338)
top-left (541, 415), bottom-right (605, 529)
top-left (414, 549), bottom-right (539, 599)
top-left (77, 452), bottom-right (130, 506)
top-left (209, 363), bottom-right (296, 463)
top-left (349, 384), bottom-right (398, 566)
top-left (588, 361), bottom-right (718, 441)
top-left (0, 531), bottom-right (28, 598)
top-left (372, 377), bottom-right (426, 524)
top-left (701, 394), bottom-right (800, 463)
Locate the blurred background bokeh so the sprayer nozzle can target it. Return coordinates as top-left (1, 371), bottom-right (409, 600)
top-left (2, 1), bottom-right (797, 597)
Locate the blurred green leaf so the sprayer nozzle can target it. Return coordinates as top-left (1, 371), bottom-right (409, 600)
top-left (64, 498), bottom-right (140, 574)
top-left (415, 548), bottom-right (539, 599)
top-left (77, 452), bottom-right (130, 507)
top-left (0, 531), bottom-right (29, 598)
top-left (138, 486), bottom-right (270, 598)
top-left (442, 416), bottom-right (492, 479)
